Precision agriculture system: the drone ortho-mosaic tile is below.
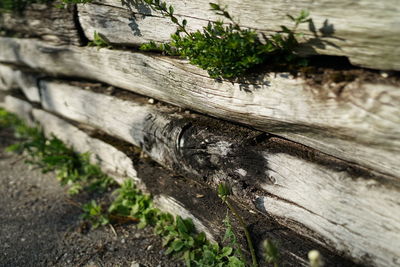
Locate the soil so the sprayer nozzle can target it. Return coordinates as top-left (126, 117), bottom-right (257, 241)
top-left (0, 127), bottom-right (182, 267)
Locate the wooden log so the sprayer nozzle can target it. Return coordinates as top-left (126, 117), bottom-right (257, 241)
top-left (0, 2), bottom-right (81, 45)
top-left (0, 64), bottom-right (40, 102)
top-left (0, 64), bottom-right (18, 91)
top-left (31, 107), bottom-right (218, 242)
top-left (7, 96), bottom-right (360, 266)
top-left (33, 108), bottom-right (138, 182)
top-left (80, 0), bottom-right (400, 71)
top-left (0, 37), bottom-right (399, 178)
top-left (37, 80), bottom-right (400, 267)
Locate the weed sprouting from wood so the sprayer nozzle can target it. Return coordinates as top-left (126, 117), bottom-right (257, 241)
top-left (88, 31), bottom-right (112, 50)
top-left (218, 183), bottom-right (258, 267)
top-left (139, 1), bottom-right (310, 79)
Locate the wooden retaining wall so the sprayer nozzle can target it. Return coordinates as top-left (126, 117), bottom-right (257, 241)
top-left (1, 1), bottom-right (400, 266)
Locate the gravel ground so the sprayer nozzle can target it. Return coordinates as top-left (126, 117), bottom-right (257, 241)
top-left (0, 127), bottom-right (182, 267)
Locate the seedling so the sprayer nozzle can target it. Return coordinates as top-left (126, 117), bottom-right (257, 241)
top-left (109, 180), bottom-right (159, 228)
top-left (81, 200), bottom-right (110, 229)
top-left (223, 214), bottom-right (245, 261)
top-left (218, 183), bottom-right (258, 267)
top-left (88, 31), bottom-right (112, 50)
top-left (263, 239), bottom-right (279, 267)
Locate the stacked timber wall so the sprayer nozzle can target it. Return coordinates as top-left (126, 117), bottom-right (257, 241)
top-left (1, 1), bottom-right (399, 266)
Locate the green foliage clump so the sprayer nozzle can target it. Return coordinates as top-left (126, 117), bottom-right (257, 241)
top-left (88, 31), bottom-right (112, 50)
top-left (81, 200), bottom-right (110, 228)
top-left (0, 0), bottom-right (51, 13)
top-left (0, 108), bottom-right (21, 127)
top-left (1, 108), bottom-right (115, 195)
top-left (109, 180), bottom-right (247, 266)
top-left (109, 179), bottom-right (158, 228)
top-left (139, 1), bottom-right (310, 79)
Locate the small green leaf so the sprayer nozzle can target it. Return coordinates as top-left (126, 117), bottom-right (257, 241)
top-left (171, 16), bottom-right (178, 24)
top-left (171, 239), bottom-right (185, 251)
top-left (165, 246), bottom-right (175, 255)
top-left (209, 3), bottom-right (220, 10)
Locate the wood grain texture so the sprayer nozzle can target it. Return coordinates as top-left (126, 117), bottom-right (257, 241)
top-left (0, 64), bottom-right (40, 102)
top-left (0, 64), bottom-right (17, 91)
top-left (33, 108), bottom-right (138, 182)
top-left (0, 3), bottom-right (81, 45)
top-left (31, 107), bottom-right (220, 241)
top-left (37, 81), bottom-right (400, 267)
top-left (81, 0), bottom-right (400, 71)
top-left (14, 100), bottom-right (353, 266)
top-left (0, 37), bottom-right (398, 178)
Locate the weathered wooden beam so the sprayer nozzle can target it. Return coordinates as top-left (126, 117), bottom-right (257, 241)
top-left (80, 0), bottom-right (400, 71)
top-left (0, 38), bottom-right (398, 178)
top-left (2, 95), bottom-right (361, 266)
top-left (0, 2), bottom-right (81, 45)
top-left (0, 64), bottom-right (18, 91)
top-left (0, 64), bottom-right (40, 102)
top-left (37, 80), bottom-right (400, 267)
top-left (31, 106), bottom-right (220, 242)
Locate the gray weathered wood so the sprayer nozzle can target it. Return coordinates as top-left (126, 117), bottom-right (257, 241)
top-left (0, 64), bottom-right (40, 102)
top-left (32, 107), bottom-right (219, 240)
top-left (0, 64), bottom-right (18, 91)
top-left (37, 80), bottom-right (400, 267)
top-left (33, 108), bottom-right (138, 182)
top-left (80, 0), bottom-right (400, 71)
top-left (0, 37), bottom-right (399, 178)
top-left (0, 2), bottom-right (81, 45)
top-left (9, 99), bottom-right (352, 266)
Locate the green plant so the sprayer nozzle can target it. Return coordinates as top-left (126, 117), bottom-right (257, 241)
top-left (2, 109), bottom-right (248, 266)
top-left (109, 179), bottom-right (158, 228)
top-left (223, 214), bottom-right (244, 261)
top-left (139, 1), bottom-right (310, 79)
top-left (88, 31), bottom-right (112, 49)
top-left (0, 0), bottom-right (52, 13)
top-left (3, 110), bottom-right (115, 195)
top-left (0, 108), bottom-right (22, 128)
top-left (109, 180), bottom-right (247, 266)
top-left (263, 240), bottom-right (279, 267)
top-left (81, 200), bottom-right (110, 228)
top-left (218, 183), bottom-right (258, 267)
